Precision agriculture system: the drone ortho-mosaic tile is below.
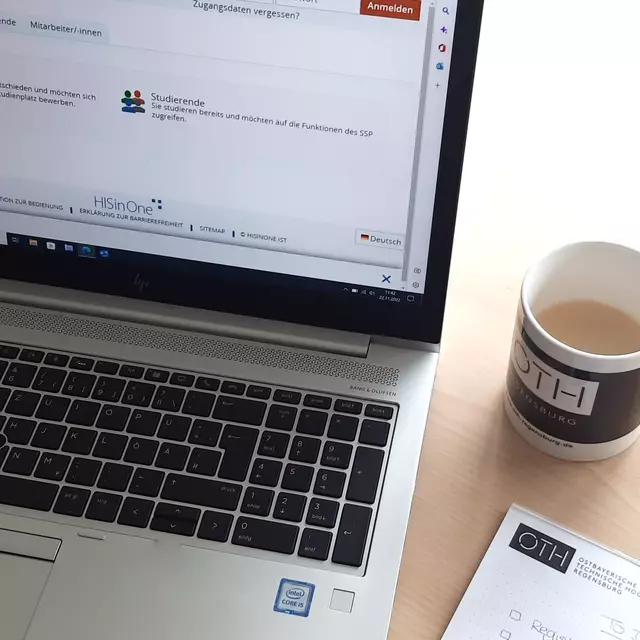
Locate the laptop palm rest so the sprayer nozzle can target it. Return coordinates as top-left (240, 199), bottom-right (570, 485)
top-left (0, 529), bottom-right (59, 640)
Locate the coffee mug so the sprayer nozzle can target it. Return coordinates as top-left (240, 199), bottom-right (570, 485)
top-left (505, 242), bottom-right (640, 461)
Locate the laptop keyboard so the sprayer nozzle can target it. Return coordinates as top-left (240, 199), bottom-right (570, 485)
top-left (0, 344), bottom-right (396, 569)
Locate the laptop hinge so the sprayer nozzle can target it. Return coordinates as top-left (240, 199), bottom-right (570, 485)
top-left (0, 280), bottom-right (371, 358)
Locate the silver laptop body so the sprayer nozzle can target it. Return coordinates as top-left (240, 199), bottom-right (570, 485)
top-left (0, 0), bottom-right (483, 638)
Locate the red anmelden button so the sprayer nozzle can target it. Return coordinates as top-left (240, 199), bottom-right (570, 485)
top-left (360, 0), bottom-right (421, 20)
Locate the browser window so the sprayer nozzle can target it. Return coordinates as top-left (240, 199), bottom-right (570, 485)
top-left (0, 0), bottom-right (457, 294)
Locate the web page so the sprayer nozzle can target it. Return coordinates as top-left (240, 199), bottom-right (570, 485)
top-left (0, 0), bottom-right (457, 294)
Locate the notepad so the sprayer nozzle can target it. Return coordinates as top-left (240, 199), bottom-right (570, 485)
top-left (443, 505), bottom-right (640, 640)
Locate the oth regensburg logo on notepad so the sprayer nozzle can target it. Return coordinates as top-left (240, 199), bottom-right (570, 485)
top-left (509, 523), bottom-right (576, 573)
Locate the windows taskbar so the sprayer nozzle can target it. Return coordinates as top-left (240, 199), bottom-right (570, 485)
top-left (4, 232), bottom-right (423, 306)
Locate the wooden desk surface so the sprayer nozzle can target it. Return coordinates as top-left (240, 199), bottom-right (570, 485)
top-left (390, 1), bottom-right (640, 637)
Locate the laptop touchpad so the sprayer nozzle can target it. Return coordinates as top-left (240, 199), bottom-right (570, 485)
top-left (0, 529), bottom-right (59, 640)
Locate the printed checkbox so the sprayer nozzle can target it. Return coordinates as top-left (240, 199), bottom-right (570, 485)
top-left (509, 610), bottom-right (522, 622)
top-left (500, 631), bottom-right (512, 640)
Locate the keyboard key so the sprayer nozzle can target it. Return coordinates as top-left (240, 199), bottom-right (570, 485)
top-left (93, 433), bottom-right (128, 460)
top-left (151, 386), bottom-right (185, 412)
top-left (31, 423), bottom-right (66, 450)
top-left (126, 409), bottom-right (160, 436)
top-left (197, 510), bottom-right (234, 542)
top-left (122, 381), bottom-right (155, 407)
top-left (118, 497), bottom-right (154, 528)
top-left (0, 474), bottom-right (57, 511)
top-left (0, 345), bottom-right (20, 359)
top-left (274, 492), bottom-right (307, 523)
top-left (3, 447), bottom-right (39, 475)
top-left (4, 417), bottom-right (36, 444)
top-left (44, 353), bottom-right (69, 367)
top-left (3, 362), bottom-right (37, 388)
top-left (218, 425), bottom-right (259, 481)
top-left (53, 486), bottom-right (90, 517)
top-left (221, 381), bottom-right (245, 395)
top-left (265, 405), bottom-right (297, 432)
top-left (145, 368), bottom-right (169, 383)
top-left (213, 396), bottom-right (266, 427)
top-left (182, 391), bottom-right (215, 418)
top-left (346, 447), bottom-right (384, 505)
top-left (188, 420), bottom-right (222, 448)
top-left (246, 385), bottom-right (271, 400)
top-left (157, 415), bottom-right (191, 441)
top-left (35, 395), bottom-right (70, 421)
top-left (314, 469), bottom-right (347, 498)
top-left (20, 349), bottom-right (44, 363)
top-left (257, 431), bottom-right (290, 459)
top-left (91, 377), bottom-right (126, 403)
top-left (69, 357), bottom-right (95, 371)
top-left (334, 399), bottom-right (363, 415)
top-left (170, 373), bottom-right (194, 387)
top-left (359, 420), bottom-right (390, 447)
top-left (151, 503), bottom-right (201, 537)
top-left (155, 442), bottom-right (189, 471)
top-left (274, 389), bottom-right (301, 405)
top-left (320, 441), bottom-right (353, 469)
top-left (241, 487), bottom-right (274, 517)
top-left (249, 459), bottom-right (282, 487)
top-left (62, 372), bottom-right (97, 398)
top-left (364, 404), bottom-right (393, 420)
top-left (34, 453), bottom-right (71, 481)
top-left (161, 474), bottom-right (242, 511)
top-left (5, 390), bottom-right (41, 417)
top-left (0, 387), bottom-right (9, 412)
top-left (0, 445), bottom-right (7, 468)
top-left (0, 361), bottom-right (6, 379)
top-left (296, 410), bottom-right (328, 436)
top-left (86, 491), bottom-right (122, 523)
top-left (32, 368), bottom-right (66, 393)
top-left (67, 400), bottom-right (100, 426)
top-left (327, 414), bottom-right (358, 442)
top-left (62, 428), bottom-right (97, 455)
top-left (304, 394), bottom-right (331, 410)
top-left (306, 498), bottom-right (339, 528)
top-left (195, 376), bottom-right (220, 392)
top-left (289, 437), bottom-right (321, 464)
top-left (119, 365), bottom-right (144, 379)
top-left (97, 404), bottom-right (132, 432)
top-left (94, 361), bottom-right (119, 375)
top-left (332, 504), bottom-right (372, 567)
top-left (281, 464), bottom-right (314, 493)
top-left (232, 517), bottom-right (299, 555)
top-left (66, 458), bottom-right (101, 486)
top-left (129, 468), bottom-right (165, 497)
top-left (97, 462), bottom-right (133, 492)
top-left (186, 448), bottom-right (221, 477)
top-left (124, 437), bottom-right (159, 466)
top-left (299, 528), bottom-right (332, 561)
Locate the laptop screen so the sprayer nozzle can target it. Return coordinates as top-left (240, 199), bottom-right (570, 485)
top-left (0, 0), bottom-right (459, 311)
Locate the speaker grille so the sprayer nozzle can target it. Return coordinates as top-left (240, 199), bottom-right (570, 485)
top-left (0, 304), bottom-right (400, 387)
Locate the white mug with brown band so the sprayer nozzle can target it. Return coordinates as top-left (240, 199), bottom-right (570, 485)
top-left (505, 242), bottom-right (640, 461)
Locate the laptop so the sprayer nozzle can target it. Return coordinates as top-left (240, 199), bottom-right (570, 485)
top-left (0, 1), bottom-right (483, 638)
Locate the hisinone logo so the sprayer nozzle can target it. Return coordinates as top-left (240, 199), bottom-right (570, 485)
top-left (509, 523), bottom-right (576, 574)
top-left (92, 196), bottom-right (162, 215)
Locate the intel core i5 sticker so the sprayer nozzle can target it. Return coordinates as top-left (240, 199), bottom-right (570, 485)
top-left (274, 579), bottom-right (315, 617)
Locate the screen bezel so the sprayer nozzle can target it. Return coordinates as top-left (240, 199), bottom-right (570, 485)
top-left (0, 0), bottom-right (484, 344)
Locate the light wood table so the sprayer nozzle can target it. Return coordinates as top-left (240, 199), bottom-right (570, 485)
top-left (389, 0), bottom-right (640, 636)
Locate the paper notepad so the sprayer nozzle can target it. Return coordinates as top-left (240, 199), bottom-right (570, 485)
top-left (442, 505), bottom-right (640, 640)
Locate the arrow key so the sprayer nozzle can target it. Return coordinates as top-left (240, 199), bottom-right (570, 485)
top-left (118, 496), bottom-right (154, 528)
top-left (151, 502), bottom-right (201, 537)
top-left (197, 510), bottom-right (234, 542)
